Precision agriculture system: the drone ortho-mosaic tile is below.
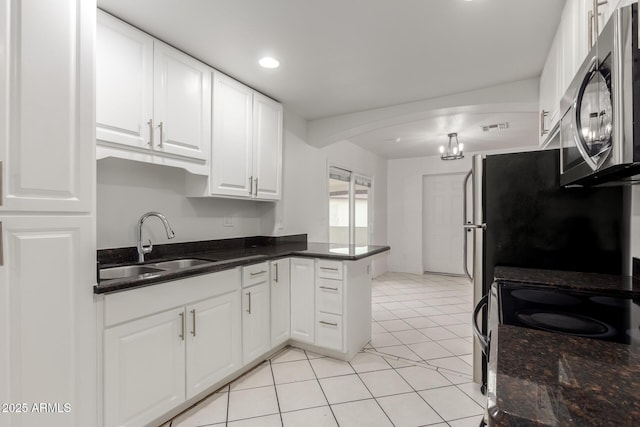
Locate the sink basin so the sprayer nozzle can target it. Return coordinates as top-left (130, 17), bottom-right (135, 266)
top-left (100, 265), bottom-right (164, 280)
top-left (150, 258), bottom-right (212, 270)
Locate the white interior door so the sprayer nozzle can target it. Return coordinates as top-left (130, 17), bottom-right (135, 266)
top-left (422, 173), bottom-right (465, 275)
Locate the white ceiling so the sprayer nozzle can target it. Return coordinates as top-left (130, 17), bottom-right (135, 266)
top-left (97, 0), bottom-right (566, 158)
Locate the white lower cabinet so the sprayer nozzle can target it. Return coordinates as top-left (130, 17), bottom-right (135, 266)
top-left (102, 269), bottom-right (241, 427)
top-left (270, 258), bottom-right (291, 345)
top-left (242, 263), bottom-right (271, 364)
top-left (186, 292), bottom-right (241, 399)
top-left (242, 282), bottom-right (271, 364)
top-left (104, 307), bottom-right (186, 427)
top-left (289, 257), bottom-right (372, 360)
top-left (290, 258), bottom-right (315, 343)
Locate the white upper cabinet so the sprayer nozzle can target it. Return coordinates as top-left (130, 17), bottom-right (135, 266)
top-left (253, 93), bottom-right (283, 200)
top-left (211, 72), bottom-right (254, 197)
top-left (538, 0), bottom-right (625, 147)
top-left (153, 42), bottom-right (211, 160)
top-left (0, 0), bottom-right (94, 213)
top-left (209, 71), bottom-right (283, 201)
top-left (96, 12), bottom-right (153, 151)
top-left (539, 28), bottom-right (562, 146)
top-left (96, 12), bottom-right (210, 174)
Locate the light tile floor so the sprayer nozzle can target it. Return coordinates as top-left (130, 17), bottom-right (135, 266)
top-left (165, 272), bottom-right (485, 427)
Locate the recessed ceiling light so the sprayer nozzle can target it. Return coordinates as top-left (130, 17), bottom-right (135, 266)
top-left (259, 57), bottom-right (280, 69)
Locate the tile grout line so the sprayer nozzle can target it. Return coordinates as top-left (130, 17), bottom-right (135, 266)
top-left (267, 358), bottom-right (285, 427)
top-left (304, 349), bottom-right (342, 427)
top-left (224, 388), bottom-right (230, 427)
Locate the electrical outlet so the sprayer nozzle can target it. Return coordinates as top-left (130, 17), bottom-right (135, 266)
top-left (223, 216), bottom-right (235, 227)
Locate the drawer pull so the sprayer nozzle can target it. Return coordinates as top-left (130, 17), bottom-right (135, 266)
top-left (320, 267), bottom-right (339, 271)
top-left (319, 286), bottom-right (339, 291)
top-left (319, 320), bottom-right (338, 327)
top-left (250, 270), bottom-right (267, 276)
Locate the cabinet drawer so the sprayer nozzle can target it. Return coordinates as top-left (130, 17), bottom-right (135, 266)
top-left (317, 313), bottom-right (343, 352)
top-left (242, 262), bottom-right (269, 288)
top-left (317, 260), bottom-right (343, 280)
top-left (317, 278), bottom-right (343, 315)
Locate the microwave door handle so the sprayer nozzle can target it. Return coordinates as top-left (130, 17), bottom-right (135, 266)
top-left (472, 293), bottom-right (489, 356)
top-left (462, 170), bottom-right (473, 281)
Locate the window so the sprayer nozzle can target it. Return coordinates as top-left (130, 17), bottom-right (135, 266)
top-left (329, 166), bottom-right (372, 246)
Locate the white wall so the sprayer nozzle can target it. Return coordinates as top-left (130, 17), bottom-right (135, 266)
top-left (387, 146), bottom-right (536, 274)
top-left (97, 158), bottom-right (263, 249)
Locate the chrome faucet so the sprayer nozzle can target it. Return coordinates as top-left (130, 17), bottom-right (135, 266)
top-left (137, 212), bottom-right (175, 262)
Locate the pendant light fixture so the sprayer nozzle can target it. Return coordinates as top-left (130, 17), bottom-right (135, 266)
top-left (439, 132), bottom-right (464, 160)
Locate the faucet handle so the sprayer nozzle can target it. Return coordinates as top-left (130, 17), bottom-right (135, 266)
top-left (142, 239), bottom-right (153, 254)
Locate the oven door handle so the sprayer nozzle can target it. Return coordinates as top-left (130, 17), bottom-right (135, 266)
top-left (472, 293), bottom-right (489, 356)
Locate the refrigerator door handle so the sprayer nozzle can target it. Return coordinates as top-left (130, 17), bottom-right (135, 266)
top-left (472, 293), bottom-right (489, 356)
top-left (462, 170), bottom-right (473, 281)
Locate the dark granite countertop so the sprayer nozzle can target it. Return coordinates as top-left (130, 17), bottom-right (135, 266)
top-left (488, 325), bottom-right (640, 426)
top-left (494, 266), bottom-right (640, 298)
top-left (94, 235), bottom-right (389, 294)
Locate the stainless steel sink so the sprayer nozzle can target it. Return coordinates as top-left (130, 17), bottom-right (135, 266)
top-left (150, 258), bottom-right (212, 270)
top-left (100, 265), bottom-right (164, 280)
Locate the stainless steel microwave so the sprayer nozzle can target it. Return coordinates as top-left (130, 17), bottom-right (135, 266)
top-left (560, 3), bottom-right (640, 186)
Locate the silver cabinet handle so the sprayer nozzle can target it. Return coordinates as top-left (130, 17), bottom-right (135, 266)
top-left (588, 9), bottom-right (594, 48)
top-left (191, 309), bottom-right (196, 337)
top-left (319, 320), bottom-right (338, 327)
top-left (0, 161), bottom-right (3, 206)
top-left (320, 267), bottom-right (339, 271)
top-left (179, 312), bottom-right (185, 341)
top-left (254, 177), bottom-right (258, 196)
top-left (250, 270), bottom-right (267, 276)
top-left (249, 176), bottom-right (253, 195)
top-left (540, 110), bottom-right (549, 137)
top-left (246, 291), bottom-right (252, 314)
top-left (274, 263), bottom-right (279, 283)
top-left (319, 286), bottom-right (338, 291)
top-left (0, 221), bottom-right (3, 267)
top-left (157, 121), bottom-right (164, 148)
top-left (147, 119), bottom-right (154, 147)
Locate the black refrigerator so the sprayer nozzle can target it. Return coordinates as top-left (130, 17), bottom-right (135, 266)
top-left (464, 149), bottom-right (626, 388)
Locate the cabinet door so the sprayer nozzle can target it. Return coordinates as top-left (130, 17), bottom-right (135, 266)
top-left (211, 71), bottom-right (253, 198)
top-left (0, 215), bottom-right (95, 427)
top-left (186, 291), bottom-right (241, 399)
top-left (154, 42), bottom-right (211, 161)
top-left (253, 93), bottom-right (283, 200)
top-left (539, 28), bottom-right (562, 146)
top-left (104, 307), bottom-right (186, 427)
top-left (242, 282), bottom-right (270, 364)
top-left (290, 258), bottom-right (315, 344)
top-left (0, 0), bottom-right (94, 213)
top-left (270, 258), bottom-right (291, 345)
top-left (96, 11), bottom-right (153, 151)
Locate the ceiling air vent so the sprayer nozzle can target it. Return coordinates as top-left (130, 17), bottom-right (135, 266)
top-left (481, 122), bottom-right (509, 132)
